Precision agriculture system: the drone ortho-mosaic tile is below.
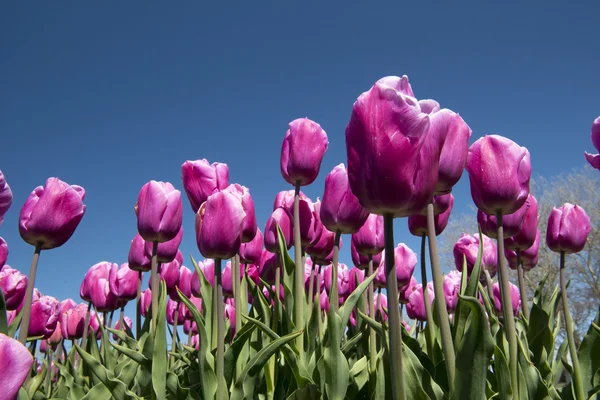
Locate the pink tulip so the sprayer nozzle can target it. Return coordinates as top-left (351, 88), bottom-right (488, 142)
top-left (0, 333), bottom-right (34, 400)
top-left (280, 118), bottom-right (329, 186)
top-left (478, 193), bottom-right (531, 239)
top-left (148, 259), bottom-right (180, 300)
top-left (406, 282), bottom-right (434, 321)
top-left (88, 312), bottom-right (103, 340)
top-left (61, 303), bottom-right (88, 340)
top-left (351, 240), bottom-right (382, 269)
top-left (373, 292), bottom-right (389, 321)
top-left (304, 258), bottom-right (319, 293)
top-left (144, 227), bottom-right (183, 263)
top-left (374, 244), bottom-right (416, 288)
top-left (80, 262), bottom-right (114, 303)
top-left (347, 267), bottom-right (365, 294)
top-left (584, 117), bottom-right (600, 170)
top-left (418, 99), bottom-right (440, 114)
top-left (351, 213), bottom-right (384, 256)
top-left (319, 290), bottom-right (330, 313)
top-left (46, 320), bottom-right (63, 347)
top-left (408, 194), bottom-right (454, 237)
top-left (264, 207), bottom-right (293, 253)
top-left (492, 282), bottom-right (521, 316)
top-left (19, 178), bottom-right (86, 250)
top-left (184, 319), bottom-right (198, 335)
top-left (166, 299), bottom-right (186, 325)
top-left (191, 259), bottom-right (215, 297)
top-left (399, 276), bottom-right (418, 304)
top-left (59, 298), bottom-right (77, 314)
top-left (90, 277), bottom-right (120, 313)
top-left (113, 316), bottom-right (133, 340)
top-left (506, 229), bottom-right (540, 271)
top-left (546, 203), bottom-right (591, 254)
top-left (239, 228), bottom-right (263, 264)
top-left (128, 233), bottom-right (152, 272)
top-left (222, 261), bottom-right (244, 298)
top-left (0, 266), bottom-right (27, 310)
top-left (224, 184), bottom-right (258, 243)
top-left (453, 233), bottom-right (498, 279)
top-left (0, 171), bottom-right (13, 225)
top-left (323, 263), bottom-right (352, 297)
top-left (0, 237), bottom-right (7, 270)
top-left (443, 270), bottom-right (462, 313)
top-left (504, 194), bottom-right (539, 250)
top-left (177, 265), bottom-right (193, 300)
top-left (109, 263), bottom-right (139, 303)
top-left (181, 159), bottom-right (229, 213)
top-left (225, 298), bottom-right (236, 332)
top-left (140, 289), bottom-right (152, 317)
top-left (28, 295), bottom-right (60, 339)
top-left (273, 191), bottom-right (317, 245)
top-left (184, 296), bottom-right (203, 319)
top-left (257, 250), bottom-right (279, 285)
top-left (135, 181), bottom-right (182, 243)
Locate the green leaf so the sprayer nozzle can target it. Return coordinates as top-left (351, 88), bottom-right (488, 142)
top-left (323, 312), bottom-right (349, 400)
top-left (152, 281), bottom-right (168, 400)
top-left (26, 364), bottom-right (46, 399)
top-left (81, 383), bottom-right (112, 400)
top-left (492, 344), bottom-right (511, 400)
top-left (349, 356), bottom-right (369, 394)
top-left (576, 308), bottom-right (600, 398)
top-left (224, 319), bottom-right (257, 386)
top-left (338, 272), bottom-right (377, 333)
top-left (109, 341), bottom-right (148, 365)
top-left (286, 384), bottom-right (320, 399)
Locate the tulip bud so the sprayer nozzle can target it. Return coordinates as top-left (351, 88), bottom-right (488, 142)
top-left (418, 99), bottom-right (440, 114)
top-left (351, 213), bottom-right (384, 256)
top-left (0, 266), bottom-right (27, 310)
top-left (453, 233), bottom-right (498, 279)
top-left (177, 265), bottom-right (193, 300)
top-left (60, 303), bottom-right (87, 340)
top-left (144, 227), bottom-right (183, 263)
top-left (319, 290), bottom-right (330, 313)
top-left (347, 267), bottom-right (365, 294)
top-left (350, 240), bottom-right (382, 269)
top-left (181, 159), bottom-right (230, 213)
top-left (0, 333), bottom-right (33, 400)
top-left (185, 296), bottom-right (203, 319)
top-left (239, 229), bottom-right (263, 264)
top-left (135, 181), bottom-right (182, 243)
top-left (29, 295), bottom-right (60, 339)
top-left (584, 117), bottom-right (600, 170)
top-left (109, 263), bottom-right (139, 303)
top-left (406, 282), bottom-right (434, 321)
top-left (225, 298), bottom-right (236, 332)
top-left (166, 299), bottom-right (186, 325)
top-left (148, 260), bottom-right (180, 300)
top-left (546, 203), bottom-right (591, 254)
top-left (88, 311), bottom-right (103, 340)
top-left (224, 184), bottom-right (257, 243)
top-left (113, 316), bottom-right (133, 340)
top-left (221, 261), bottom-right (244, 298)
top-left (0, 171), bottom-right (13, 225)
top-left (191, 259), bottom-right (215, 297)
top-left (258, 250), bottom-right (279, 285)
top-left (80, 262), bottom-right (114, 303)
top-left (128, 234), bottom-right (152, 272)
top-left (264, 207), bottom-right (293, 253)
top-left (466, 135), bottom-right (531, 215)
top-left (0, 237), bottom-right (8, 270)
top-left (443, 270), bottom-right (462, 313)
top-left (184, 319), bottom-right (198, 335)
top-left (280, 118), bottom-right (329, 186)
top-left (492, 282), bottom-right (521, 316)
top-left (47, 320), bottom-right (63, 347)
top-left (19, 178), bottom-right (86, 250)
top-left (505, 230), bottom-right (540, 271)
top-left (323, 263), bottom-right (352, 297)
top-left (478, 193), bottom-right (532, 239)
top-left (408, 194), bottom-right (454, 237)
top-left (373, 292), bottom-right (389, 322)
top-left (374, 244), bottom-right (416, 288)
top-left (196, 191), bottom-right (246, 260)
top-left (90, 277), bottom-right (120, 312)
top-left (140, 289), bottom-right (152, 317)
top-left (504, 195), bottom-right (539, 250)
top-left (303, 258), bottom-right (318, 294)
top-left (346, 76), bottom-right (440, 217)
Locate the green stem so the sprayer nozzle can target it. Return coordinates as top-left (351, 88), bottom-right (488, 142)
top-left (18, 244), bottom-right (42, 344)
top-left (561, 251), bottom-right (585, 400)
top-left (316, 264), bottom-right (323, 336)
top-left (383, 214), bottom-right (405, 400)
top-left (331, 230), bottom-right (341, 314)
top-left (307, 263), bottom-right (317, 318)
top-left (367, 256), bottom-right (377, 373)
top-left (495, 212), bottom-right (518, 396)
top-left (150, 242), bottom-right (159, 330)
top-left (426, 203), bottom-right (455, 390)
top-left (136, 271), bottom-right (142, 339)
top-left (420, 234), bottom-right (436, 357)
top-left (45, 348), bottom-right (53, 395)
top-left (233, 255), bottom-right (242, 336)
top-left (293, 182), bottom-right (305, 355)
top-left (214, 258), bottom-right (225, 400)
top-left (172, 303), bottom-right (179, 353)
top-left (484, 270), bottom-right (495, 301)
top-left (516, 250), bottom-right (530, 320)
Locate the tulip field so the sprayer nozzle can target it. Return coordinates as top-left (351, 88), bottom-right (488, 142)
top-left (2, 76), bottom-right (600, 400)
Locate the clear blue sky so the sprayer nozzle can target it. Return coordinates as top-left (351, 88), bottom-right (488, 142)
top-left (1, 1), bottom-right (599, 315)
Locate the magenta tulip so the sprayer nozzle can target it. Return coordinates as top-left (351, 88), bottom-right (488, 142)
top-left (374, 244), bottom-right (416, 288)
top-left (80, 262), bottom-right (114, 303)
top-left (373, 292), bottom-right (389, 321)
top-left (443, 270), bottom-right (462, 313)
top-left (546, 203), bottom-right (591, 254)
top-left (273, 191), bottom-right (317, 244)
top-left (306, 199), bottom-right (337, 263)
top-left (478, 194), bottom-right (533, 239)
top-left (177, 265), bottom-right (193, 300)
top-left (399, 276), bottom-right (418, 304)
top-left (408, 194), bottom-right (454, 237)
top-left (135, 181), bottom-right (182, 243)
top-left (264, 207), bottom-right (293, 253)
top-left (28, 295), bottom-right (60, 339)
top-left (351, 213), bottom-right (384, 256)
top-left (166, 299), bottom-right (186, 325)
top-left (0, 266), bottom-right (27, 310)
top-left (88, 312), bottom-right (103, 340)
top-left (225, 298), bottom-right (236, 332)
top-left (224, 184), bottom-right (257, 242)
top-left (222, 261), bottom-right (243, 298)
top-left (144, 227), bottom-right (183, 264)
top-left (304, 258), bottom-right (319, 293)
top-left (257, 250), bottom-right (279, 285)
top-left (453, 233), bottom-right (498, 278)
top-left (0, 333), bottom-right (34, 400)
top-left (185, 296), bottom-right (203, 319)
top-left (418, 99), bottom-right (440, 114)
top-left (109, 263), bottom-right (139, 304)
top-left (0, 237), bottom-right (7, 270)
top-left (196, 191), bottom-right (246, 259)
top-left (90, 277), bottom-right (120, 312)
top-left (319, 290), bottom-right (330, 313)
top-left (128, 234), bottom-right (152, 272)
top-left (47, 320), bottom-right (63, 346)
top-left (0, 171), bottom-right (13, 225)
top-left (140, 289), bottom-right (152, 317)
top-left (181, 159), bottom-right (230, 213)
top-left (148, 259), bottom-right (180, 300)
top-left (350, 240), bottom-right (382, 269)
top-left (60, 303), bottom-right (87, 340)
top-left (584, 117), bottom-right (600, 169)
top-left (19, 178), bottom-right (86, 250)
top-left (191, 259), bottom-right (215, 297)
top-left (113, 316), bottom-right (133, 340)
top-left (280, 118), bottom-right (329, 186)
top-left (504, 194), bottom-right (539, 250)
top-left (347, 267), bottom-right (365, 294)
top-left (273, 190), bottom-right (308, 213)
top-left (466, 135), bottom-right (531, 215)
top-left (184, 319), bottom-right (198, 335)
top-left (346, 76), bottom-right (441, 217)
top-left (506, 229), bottom-right (540, 271)
top-left (239, 228), bottom-right (263, 264)
top-left (406, 282), bottom-right (434, 321)
top-left (59, 298), bottom-right (77, 314)
top-left (323, 263), bottom-right (352, 297)
top-left (492, 282), bottom-right (521, 316)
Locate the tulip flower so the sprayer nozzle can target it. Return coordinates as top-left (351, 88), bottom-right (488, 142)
top-left (418, 99), bottom-right (440, 114)
top-left (224, 184), bottom-right (258, 242)
top-left (166, 299), bottom-right (186, 325)
top-left (128, 234), bottom-right (152, 272)
top-left (88, 311), bottom-right (103, 340)
top-left (47, 320), bottom-right (63, 347)
top-left (280, 117), bottom-right (329, 186)
top-left (478, 194), bottom-right (531, 239)
top-left (225, 298), bottom-right (236, 332)
top-left (90, 277), bottom-right (120, 313)
top-left (222, 261), bottom-right (242, 298)
top-left (29, 295), bottom-right (60, 339)
top-left (304, 258), bottom-right (319, 293)
top-left (148, 259), bottom-right (180, 298)
top-left (351, 214), bottom-right (384, 256)
top-left (506, 229), bottom-right (540, 271)
top-left (399, 276), bottom-right (418, 304)
top-left (584, 117), bottom-right (600, 169)
top-left (144, 227), bottom-right (183, 264)
top-left (373, 292), bottom-right (389, 321)
top-left (453, 233), bottom-right (498, 280)
top-left (80, 262), bottom-right (114, 303)
top-left (185, 296), bottom-right (203, 319)
top-left (407, 282), bottom-right (435, 321)
top-left (264, 207), bottom-right (293, 252)
top-left (191, 259), bottom-right (215, 297)
top-left (61, 303), bottom-right (88, 340)
top-left (546, 203), bottom-right (591, 254)
top-left (306, 200), bottom-right (337, 263)
top-left (466, 135), bottom-right (531, 215)
top-left (0, 171), bottom-right (13, 225)
top-left (177, 265), bottom-right (193, 300)
top-left (347, 267), bottom-right (365, 293)
top-left (110, 263), bottom-right (139, 303)
top-left (59, 298), bottom-right (77, 314)
top-left (0, 266), bottom-right (27, 310)
top-left (239, 228), bottom-right (263, 264)
top-left (181, 159), bottom-right (230, 213)
top-left (0, 237), bottom-right (7, 270)
top-left (140, 289), bottom-right (152, 318)
top-left (351, 240), bottom-right (382, 269)
top-left (374, 244), bottom-right (416, 289)
top-left (135, 181), bottom-right (182, 243)
top-left (504, 194), bottom-right (539, 250)
top-left (113, 316), bottom-right (133, 340)
top-left (443, 270), bottom-right (462, 313)
top-left (319, 290), bottom-right (330, 313)
top-left (273, 190), bottom-right (308, 213)
top-left (196, 191), bottom-right (246, 260)
top-left (492, 282), bottom-right (521, 316)
top-left (184, 319), bottom-right (198, 335)
top-left (408, 194), bottom-right (454, 237)
top-left (0, 333), bottom-right (33, 400)
top-left (323, 263), bottom-right (352, 297)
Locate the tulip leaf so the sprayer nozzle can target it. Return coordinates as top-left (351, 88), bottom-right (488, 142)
top-left (53, 361), bottom-right (86, 399)
top-left (224, 318), bottom-right (257, 386)
top-left (109, 341), bottom-right (148, 365)
top-left (322, 311), bottom-right (349, 400)
top-left (341, 328), bottom-right (364, 357)
top-left (26, 363), bottom-right (46, 399)
top-left (348, 355), bottom-right (369, 393)
top-left (356, 309), bottom-right (384, 338)
top-left (151, 281), bottom-right (168, 400)
top-left (105, 326), bottom-right (138, 350)
top-left (81, 383), bottom-right (112, 400)
top-left (575, 308), bottom-right (600, 398)
top-left (286, 384), bottom-right (321, 399)
top-left (339, 272), bottom-right (376, 334)
top-left (491, 344), bottom-right (512, 400)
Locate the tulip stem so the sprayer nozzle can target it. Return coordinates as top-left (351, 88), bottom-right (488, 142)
top-left (150, 242), bottom-right (159, 330)
top-left (18, 244), bottom-right (42, 344)
top-left (293, 182), bottom-right (305, 356)
top-left (316, 264), bottom-right (323, 336)
top-left (136, 271), bottom-right (142, 339)
top-left (45, 348), bottom-right (53, 395)
top-left (233, 255), bottom-right (242, 337)
top-left (420, 234), bottom-right (435, 358)
top-left (107, 310), bottom-right (114, 332)
top-left (119, 307), bottom-right (125, 337)
top-left (367, 256), bottom-right (377, 373)
top-left (484, 270), bottom-right (495, 302)
top-left (173, 303), bottom-right (179, 354)
top-left (561, 251), bottom-right (585, 400)
top-left (307, 263), bottom-right (317, 318)
top-left (77, 302), bottom-right (92, 368)
top-left (516, 250), bottom-right (529, 320)
top-left (426, 203), bottom-right (455, 391)
top-left (331, 230), bottom-right (341, 314)
top-left (214, 258), bottom-right (225, 400)
top-left (383, 214), bottom-right (405, 400)
top-left (495, 212), bottom-right (518, 396)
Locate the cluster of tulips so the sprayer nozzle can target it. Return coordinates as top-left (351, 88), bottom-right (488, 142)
top-left (1, 76), bottom-right (599, 400)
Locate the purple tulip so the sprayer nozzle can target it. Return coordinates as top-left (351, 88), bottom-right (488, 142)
top-left (453, 233), bottom-right (498, 279)
top-left (374, 244), bottom-right (416, 288)
top-left (0, 237), bottom-right (8, 270)
top-left (408, 194), bottom-right (454, 237)
top-left (273, 191), bottom-right (316, 245)
top-left (88, 311), bottom-right (103, 340)
top-left (418, 99), bottom-right (440, 114)
top-left (144, 227), bottom-right (183, 264)
top-left (184, 319), bottom-right (198, 335)
top-left (113, 316), bottom-right (133, 340)
top-left (128, 234), bottom-right (152, 272)
top-left (239, 228), bottom-right (263, 264)
top-left (506, 230), bottom-right (540, 271)
top-left (224, 184), bottom-right (257, 243)
top-left (320, 164), bottom-right (370, 234)
top-left (264, 207), bottom-right (293, 253)
top-left (0, 333), bottom-right (34, 400)
top-left (323, 263), bottom-right (352, 297)
top-left (225, 298), bottom-right (236, 332)
top-left (0, 266), bottom-right (27, 310)
top-left (47, 320), bottom-right (63, 346)
top-left (504, 194), bottom-right (539, 250)
top-left (80, 262), bottom-right (115, 303)
top-left (196, 191), bottom-right (246, 260)
top-left (140, 289), bottom-right (152, 317)
top-left (347, 267), bottom-right (365, 294)
top-left (273, 190), bottom-right (307, 213)
top-left (406, 282), bottom-right (434, 321)
top-left (90, 277), bottom-right (120, 313)
top-left (185, 296), bottom-right (203, 320)
top-left (280, 118), bottom-right (329, 186)
top-left (109, 263), bottom-right (139, 303)
top-left (59, 298), bottom-right (77, 314)
top-left (191, 259), bottom-right (215, 297)
top-left (399, 276), bottom-right (418, 304)
top-left (177, 265), bottom-right (193, 300)
top-left (19, 178), bottom-right (86, 250)
top-left (351, 240), bottom-right (382, 269)
top-left (166, 299), bottom-right (186, 325)
top-left (430, 109), bottom-right (472, 194)
top-left (492, 282), bottom-right (521, 316)
top-left (351, 213), bottom-right (384, 256)
top-left (60, 303), bottom-right (87, 340)
top-left (346, 76), bottom-right (441, 217)
top-left (221, 261), bottom-right (243, 298)
top-left (304, 258), bottom-right (319, 293)
top-left (305, 200), bottom-right (337, 263)
top-left (466, 135), bottom-right (531, 215)
top-left (148, 259), bottom-right (180, 300)
top-left (546, 203), bottom-right (591, 254)
top-left (319, 290), bottom-right (330, 313)
top-left (373, 292), bottom-right (389, 321)
top-left (181, 159), bottom-right (229, 213)
top-left (135, 181), bottom-right (182, 243)
top-left (443, 270), bottom-right (462, 313)
top-left (0, 171), bottom-right (13, 225)
top-left (258, 250), bottom-right (279, 285)
top-left (478, 193), bottom-right (532, 239)
top-left (584, 117), bottom-right (600, 169)
top-left (29, 295), bottom-right (60, 339)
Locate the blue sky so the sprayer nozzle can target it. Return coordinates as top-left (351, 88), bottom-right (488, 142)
top-left (1, 1), bottom-right (599, 320)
